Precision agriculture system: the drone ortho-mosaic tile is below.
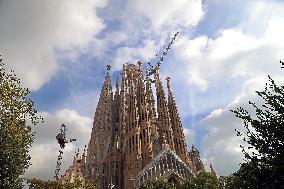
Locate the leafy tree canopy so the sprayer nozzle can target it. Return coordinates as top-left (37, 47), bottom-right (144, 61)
top-left (231, 73), bottom-right (284, 188)
top-left (27, 178), bottom-right (97, 189)
top-left (182, 171), bottom-right (221, 189)
top-left (138, 172), bottom-right (222, 189)
top-left (138, 179), bottom-right (175, 189)
top-left (0, 56), bottom-right (42, 188)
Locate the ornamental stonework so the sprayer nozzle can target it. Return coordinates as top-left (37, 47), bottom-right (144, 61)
top-left (61, 62), bottom-right (205, 189)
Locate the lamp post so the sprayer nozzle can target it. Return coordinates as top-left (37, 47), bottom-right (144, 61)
top-left (54, 124), bottom-right (76, 181)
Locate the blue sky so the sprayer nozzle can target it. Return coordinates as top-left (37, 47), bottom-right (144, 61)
top-left (1, 0), bottom-right (284, 178)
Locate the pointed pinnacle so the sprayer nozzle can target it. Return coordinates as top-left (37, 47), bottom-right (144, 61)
top-left (137, 61), bottom-right (142, 66)
top-left (166, 77), bottom-right (171, 92)
top-left (116, 76), bottom-right (119, 89)
top-left (192, 144), bottom-right (197, 152)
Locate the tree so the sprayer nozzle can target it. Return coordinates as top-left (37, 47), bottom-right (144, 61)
top-left (138, 179), bottom-right (175, 189)
top-left (231, 73), bottom-right (284, 188)
top-left (27, 178), bottom-right (97, 189)
top-left (0, 56), bottom-right (42, 188)
top-left (182, 171), bottom-right (222, 189)
top-left (219, 174), bottom-right (243, 189)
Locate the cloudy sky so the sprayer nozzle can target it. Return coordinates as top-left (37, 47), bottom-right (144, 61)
top-left (1, 0), bottom-right (284, 179)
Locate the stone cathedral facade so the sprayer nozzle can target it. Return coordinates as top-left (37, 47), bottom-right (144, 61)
top-left (61, 62), bottom-right (205, 189)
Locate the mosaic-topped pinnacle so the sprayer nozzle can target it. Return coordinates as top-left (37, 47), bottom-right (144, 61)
top-left (166, 77), bottom-right (171, 91)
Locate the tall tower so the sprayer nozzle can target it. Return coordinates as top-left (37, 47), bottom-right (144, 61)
top-left (189, 145), bottom-right (205, 173)
top-left (126, 65), bottom-right (142, 188)
top-left (166, 77), bottom-right (189, 164)
top-left (106, 77), bottom-right (121, 188)
top-left (86, 66), bottom-right (113, 188)
top-left (154, 66), bottom-right (175, 150)
top-left (136, 62), bottom-right (155, 168)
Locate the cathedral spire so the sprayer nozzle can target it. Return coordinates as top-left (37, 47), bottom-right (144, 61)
top-left (82, 145), bottom-right (87, 163)
top-left (192, 144), bottom-right (197, 152)
top-left (101, 65), bottom-right (112, 95)
top-left (86, 65), bottom-right (113, 186)
top-left (154, 66), bottom-right (174, 150)
top-left (166, 77), bottom-right (179, 114)
top-left (135, 61), bottom-right (153, 167)
top-left (136, 61), bottom-right (148, 123)
top-left (166, 77), bottom-right (171, 93)
top-left (113, 76), bottom-right (120, 124)
top-left (123, 65), bottom-right (142, 186)
top-left (210, 164), bottom-right (217, 177)
top-left (82, 62), bottom-right (205, 189)
top-left (189, 144), bottom-right (205, 173)
top-left (145, 69), bottom-right (157, 118)
top-left (114, 75), bottom-right (120, 101)
top-left (116, 76), bottom-right (119, 91)
top-left (128, 67), bottom-right (139, 130)
top-left (166, 77), bottom-right (187, 158)
top-left (118, 64), bottom-right (128, 149)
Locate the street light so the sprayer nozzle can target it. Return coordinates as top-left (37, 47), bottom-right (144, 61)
top-left (54, 124), bottom-right (77, 181)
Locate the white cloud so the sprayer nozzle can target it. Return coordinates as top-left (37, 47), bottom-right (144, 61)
top-left (0, 0), bottom-right (107, 91)
top-left (169, 0), bottom-right (284, 121)
top-left (184, 128), bottom-right (196, 149)
top-left (60, 91), bottom-right (100, 117)
top-left (100, 0), bottom-right (204, 70)
top-left (4, 0), bottom-right (284, 179)
top-left (25, 109), bottom-right (92, 179)
top-left (174, 1), bottom-right (284, 92)
top-left (131, 0), bottom-right (204, 31)
top-left (112, 40), bottom-right (159, 69)
top-left (174, 26), bottom-right (284, 92)
top-left (201, 76), bottom-right (276, 176)
top-left (171, 0), bottom-right (284, 176)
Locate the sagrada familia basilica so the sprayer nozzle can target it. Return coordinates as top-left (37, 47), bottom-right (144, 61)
top-left (60, 62), bottom-right (206, 189)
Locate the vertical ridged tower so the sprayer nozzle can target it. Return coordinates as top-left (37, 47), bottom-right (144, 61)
top-left (86, 62), bottom-right (205, 189)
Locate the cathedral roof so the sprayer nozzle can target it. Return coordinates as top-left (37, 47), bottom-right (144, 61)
top-left (133, 146), bottom-right (194, 187)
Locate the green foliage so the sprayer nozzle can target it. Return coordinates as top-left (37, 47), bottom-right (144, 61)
top-left (182, 171), bottom-right (222, 189)
top-left (0, 56), bottom-right (42, 188)
top-left (231, 75), bottom-right (284, 188)
top-left (138, 179), bottom-right (175, 189)
top-left (139, 172), bottom-right (223, 189)
top-left (27, 178), bottom-right (97, 189)
top-left (219, 174), bottom-right (243, 189)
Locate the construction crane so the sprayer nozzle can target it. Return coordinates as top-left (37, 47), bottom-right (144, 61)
top-left (147, 31), bottom-right (179, 76)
